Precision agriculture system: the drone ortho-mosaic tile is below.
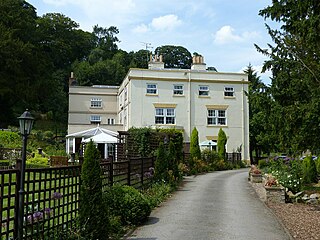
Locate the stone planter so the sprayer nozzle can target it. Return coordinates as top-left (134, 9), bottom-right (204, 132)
top-left (265, 186), bottom-right (285, 203)
top-left (250, 173), bottom-right (262, 183)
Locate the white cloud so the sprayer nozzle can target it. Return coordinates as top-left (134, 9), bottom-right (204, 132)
top-left (151, 14), bottom-right (182, 31)
top-left (133, 24), bottom-right (149, 33)
top-left (213, 25), bottom-right (242, 44)
top-left (213, 25), bottom-right (261, 45)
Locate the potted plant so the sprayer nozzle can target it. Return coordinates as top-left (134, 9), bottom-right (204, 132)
top-left (264, 175), bottom-right (285, 203)
top-left (250, 168), bottom-right (262, 183)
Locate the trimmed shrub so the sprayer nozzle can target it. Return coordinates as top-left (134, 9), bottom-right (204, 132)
top-left (79, 140), bottom-right (109, 239)
top-left (301, 155), bottom-right (317, 184)
top-left (154, 142), bottom-right (169, 182)
top-left (217, 128), bottom-right (227, 160)
top-left (104, 184), bottom-right (151, 225)
top-left (190, 128), bottom-right (201, 170)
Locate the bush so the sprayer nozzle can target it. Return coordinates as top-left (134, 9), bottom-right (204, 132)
top-left (302, 156), bottom-right (317, 184)
top-left (143, 182), bottom-right (172, 209)
top-left (258, 159), bottom-right (268, 169)
top-left (26, 154), bottom-right (49, 166)
top-left (104, 184), bottom-right (151, 225)
top-left (316, 158), bottom-right (320, 176)
top-left (0, 160), bottom-right (10, 166)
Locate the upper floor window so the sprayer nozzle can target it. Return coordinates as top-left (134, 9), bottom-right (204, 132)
top-left (146, 84), bottom-right (157, 95)
top-left (173, 85), bottom-right (183, 95)
top-left (199, 85), bottom-right (209, 96)
top-left (224, 87), bottom-right (235, 97)
top-left (207, 110), bottom-right (226, 125)
top-left (124, 87), bottom-right (128, 101)
top-left (90, 98), bottom-right (102, 108)
top-left (155, 108), bottom-right (175, 124)
top-left (90, 115), bottom-right (101, 123)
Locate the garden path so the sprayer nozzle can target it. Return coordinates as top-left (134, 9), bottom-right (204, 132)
top-left (127, 169), bottom-right (291, 240)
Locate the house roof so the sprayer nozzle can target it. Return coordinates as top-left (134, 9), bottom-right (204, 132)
top-left (82, 132), bottom-right (118, 143)
top-left (66, 125), bottom-right (118, 138)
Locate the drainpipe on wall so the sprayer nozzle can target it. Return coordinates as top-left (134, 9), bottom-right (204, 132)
top-left (188, 70), bottom-right (192, 142)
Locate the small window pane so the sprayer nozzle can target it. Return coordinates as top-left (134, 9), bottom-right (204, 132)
top-left (173, 85), bottom-right (183, 95)
top-left (147, 84), bottom-right (157, 94)
top-left (155, 116), bottom-right (164, 124)
top-left (166, 108), bottom-right (175, 116)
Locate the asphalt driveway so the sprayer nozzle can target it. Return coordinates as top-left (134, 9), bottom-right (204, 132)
top-left (127, 169), bottom-right (291, 240)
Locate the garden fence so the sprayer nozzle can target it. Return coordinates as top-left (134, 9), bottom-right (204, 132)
top-left (0, 156), bottom-right (154, 240)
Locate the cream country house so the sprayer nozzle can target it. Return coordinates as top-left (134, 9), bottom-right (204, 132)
top-left (67, 55), bottom-right (249, 161)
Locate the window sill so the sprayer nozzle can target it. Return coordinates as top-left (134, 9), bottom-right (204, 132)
top-left (173, 94), bottom-right (185, 97)
top-left (146, 94), bottom-right (158, 96)
top-left (198, 95), bottom-right (210, 98)
top-left (207, 125), bottom-right (228, 128)
top-left (224, 96), bottom-right (235, 99)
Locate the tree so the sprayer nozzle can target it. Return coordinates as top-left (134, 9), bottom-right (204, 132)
top-left (255, 0), bottom-right (320, 154)
top-left (154, 142), bottom-right (169, 181)
top-left (79, 140), bottom-right (109, 239)
top-left (190, 127), bottom-right (201, 161)
top-left (155, 45), bottom-right (192, 69)
top-left (244, 64), bottom-right (273, 162)
top-left (217, 128), bottom-right (227, 160)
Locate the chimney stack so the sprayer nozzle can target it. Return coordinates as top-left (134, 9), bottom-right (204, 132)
top-left (191, 55), bottom-right (206, 70)
top-left (69, 72), bottom-right (78, 86)
top-left (148, 54), bottom-right (164, 69)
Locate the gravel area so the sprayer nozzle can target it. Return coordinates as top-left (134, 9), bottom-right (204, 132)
top-left (251, 182), bottom-right (320, 240)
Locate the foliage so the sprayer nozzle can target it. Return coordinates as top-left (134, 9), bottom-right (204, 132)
top-left (128, 127), bottom-right (153, 157)
top-left (301, 156), bottom-right (317, 184)
top-left (154, 45), bottom-right (192, 69)
top-left (143, 182), bottom-right (172, 209)
top-left (316, 158), bottom-right (320, 176)
top-left (154, 142), bottom-right (169, 182)
top-left (217, 128), bottom-right (227, 160)
top-left (190, 127), bottom-right (201, 167)
top-left (104, 184), bottom-right (151, 225)
top-left (168, 141), bottom-right (180, 181)
top-left (258, 159), bottom-right (268, 169)
top-left (26, 153), bottom-right (49, 166)
top-left (255, 1), bottom-right (320, 153)
top-left (244, 65), bottom-right (273, 160)
top-left (267, 159), bottom-right (304, 193)
top-left (0, 131), bottom-right (21, 148)
top-left (79, 140), bottom-right (109, 239)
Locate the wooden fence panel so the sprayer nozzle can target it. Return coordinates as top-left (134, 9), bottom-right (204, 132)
top-left (0, 156), bottom-right (155, 239)
top-left (0, 169), bottom-right (19, 240)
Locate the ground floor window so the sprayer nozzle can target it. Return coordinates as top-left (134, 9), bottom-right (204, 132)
top-left (155, 108), bottom-right (175, 124)
top-left (207, 109), bottom-right (226, 125)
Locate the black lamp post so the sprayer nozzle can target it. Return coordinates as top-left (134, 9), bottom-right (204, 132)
top-left (17, 110), bottom-right (34, 240)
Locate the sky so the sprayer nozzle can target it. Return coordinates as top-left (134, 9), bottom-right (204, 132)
top-left (27, 0), bottom-right (276, 85)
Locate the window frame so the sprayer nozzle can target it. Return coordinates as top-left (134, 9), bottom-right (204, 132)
top-left (155, 108), bottom-right (175, 125)
top-left (173, 84), bottom-right (184, 95)
top-left (199, 85), bottom-right (209, 96)
top-left (90, 115), bottom-right (101, 123)
top-left (224, 86), bottom-right (235, 97)
top-left (207, 109), bottom-right (226, 126)
top-left (107, 118), bottom-right (115, 125)
top-left (146, 83), bottom-right (157, 95)
top-left (90, 98), bottom-right (102, 108)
